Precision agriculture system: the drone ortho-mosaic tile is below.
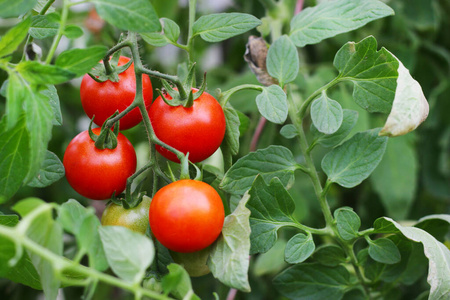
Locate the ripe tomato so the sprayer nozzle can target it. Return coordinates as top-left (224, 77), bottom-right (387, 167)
top-left (101, 196), bottom-right (151, 234)
top-left (149, 180), bottom-right (225, 253)
top-left (63, 128), bottom-right (137, 200)
top-left (80, 56), bottom-right (153, 130)
top-left (148, 89), bottom-right (226, 163)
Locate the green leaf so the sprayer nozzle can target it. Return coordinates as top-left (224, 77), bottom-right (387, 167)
top-left (374, 217), bottom-right (450, 299)
top-left (63, 25), bottom-right (83, 39)
top-left (162, 264), bottom-right (200, 300)
top-left (6, 73), bottom-right (26, 130)
top-left (14, 198), bottom-right (62, 300)
top-left (370, 136), bottom-right (418, 219)
top-left (223, 106), bottom-right (240, 155)
top-left (266, 35), bottom-right (299, 86)
top-left (23, 86), bottom-right (54, 182)
top-left (55, 46), bottom-right (108, 77)
top-left (192, 13), bottom-right (261, 42)
top-left (255, 85), bottom-right (288, 124)
top-left (99, 226), bottom-right (154, 283)
top-left (0, 17), bottom-right (31, 58)
top-left (221, 145), bottom-right (297, 195)
top-left (289, 0), bottom-right (394, 47)
top-left (313, 245), bottom-right (347, 267)
top-left (16, 61), bottom-right (76, 85)
top-left (0, 0), bottom-right (37, 18)
top-left (27, 151), bottom-right (64, 188)
top-left (161, 18), bottom-right (180, 44)
top-left (285, 233), bottom-right (315, 264)
top-left (78, 215), bottom-right (108, 271)
top-left (334, 36), bottom-right (399, 113)
top-left (280, 124), bottom-right (298, 139)
top-left (247, 176), bottom-right (297, 254)
top-left (208, 193), bottom-right (251, 292)
top-left (311, 92), bottom-right (343, 134)
top-left (273, 264), bottom-right (351, 300)
top-left (91, 0), bottom-right (161, 33)
top-left (380, 59), bottom-right (429, 137)
top-left (311, 109), bottom-right (358, 148)
top-left (41, 85), bottom-right (62, 126)
top-left (367, 237), bottom-right (401, 264)
top-left (57, 199), bottom-right (95, 234)
top-left (29, 13), bottom-right (59, 39)
top-left (0, 116), bottom-right (30, 200)
top-left (415, 214), bottom-right (450, 243)
top-left (334, 208), bottom-right (361, 241)
top-left (321, 128), bottom-right (388, 188)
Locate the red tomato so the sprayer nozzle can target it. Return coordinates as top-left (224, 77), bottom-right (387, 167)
top-left (148, 89), bottom-right (226, 163)
top-left (149, 180), bottom-right (225, 253)
top-left (80, 56), bottom-right (153, 130)
top-left (63, 128), bottom-right (137, 200)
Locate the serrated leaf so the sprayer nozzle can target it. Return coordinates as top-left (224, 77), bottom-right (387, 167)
top-left (311, 109), bottom-right (358, 148)
top-left (220, 145), bottom-right (297, 195)
top-left (0, 116), bottom-right (30, 200)
top-left (91, 0), bottom-right (160, 33)
top-left (311, 92), bottom-right (343, 134)
top-left (280, 124), bottom-right (298, 139)
top-left (223, 106), bottom-right (240, 155)
top-left (6, 73), bottom-right (26, 130)
top-left (29, 13), bottom-right (59, 39)
top-left (247, 176), bottom-right (298, 254)
top-left (78, 215), bottom-right (108, 271)
top-left (193, 13), bottom-right (261, 42)
top-left (334, 208), bottom-right (361, 241)
top-left (334, 36), bottom-right (399, 113)
top-left (285, 233), bottom-right (315, 264)
top-left (313, 245), bottom-right (347, 267)
top-left (63, 25), bottom-right (83, 39)
top-left (380, 58), bottom-right (429, 136)
top-left (41, 85), bottom-right (62, 126)
top-left (99, 226), bottom-right (154, 283)
top-left (321, 128), bottom-right (388, 188)
top-left (370, 136), bottom-right (418, 220)
top-left (27, 151), bottom-right (64, 188)
top-left (17, 61), bottom-right (75, 85)
top-left (55, 46), bottom-right (108, 77)
top-left (266, 35), bottom-right (299, 86)
top-left (208, 193), bottom-right (251, 292)
top-left (255, 85), bottom-right (288, 124)
top-left (273, 264), bottom-right (351, 300)
top-left (0, 17), bottom-right (31, 58)
top-left (374, 217), bottom-right (450, 299)
top-left (289, 0), bottom-right (394, 47)
top-left (367, 237), bottom-right (401, 264)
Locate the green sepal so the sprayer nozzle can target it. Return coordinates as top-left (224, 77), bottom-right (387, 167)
top-left (88, 113), bottom-right (120, 150)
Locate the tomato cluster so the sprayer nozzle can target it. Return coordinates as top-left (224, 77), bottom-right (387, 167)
top-left (64, 56), bottom-right (226, 256)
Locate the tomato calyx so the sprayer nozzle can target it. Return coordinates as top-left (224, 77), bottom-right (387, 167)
top-left (88, 113), bottom-right (120, 150)
top-left (156, 64), bottom-right (207, 108)
top-left (109, 176), bottom-right (147, 209)
top-left (88, 46), bottom-right (133, 83)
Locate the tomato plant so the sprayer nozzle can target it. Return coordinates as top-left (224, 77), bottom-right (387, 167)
top-left (149, 180), bottom-right (225, 253)
top-left (80, 56), bottom-right (153, 130)
top-left (148, 89), bottom-right (226, 163)
top-left (101, 196), bottom-right (151, 234)
top-left (63, 127), bottom-right (137, 200)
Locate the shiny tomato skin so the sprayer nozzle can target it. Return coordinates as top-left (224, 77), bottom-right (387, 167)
top-left (101, 196), bottom-right (151, 234)
top-left (148, 90), bottom-right (226, 163)
top-left (149, 180), bottom-right (225, 253)
top-left (63, 128), bottom-right (137, 200)
top-left (80, 56), bottom-right (153, 130)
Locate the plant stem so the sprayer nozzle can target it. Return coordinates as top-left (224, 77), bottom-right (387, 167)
top-left (0, 225), bottom-right (173, 300)
top-left (45, 0), bottom-right (70, 64)
top-left (250, 117), bottom-right (267, 152)
top-left (187, 0), bottom-right (197, 64)
top-left (220, 84), bottom-right (263, 107)
top-left (298, 77), bottom-right (340, 119)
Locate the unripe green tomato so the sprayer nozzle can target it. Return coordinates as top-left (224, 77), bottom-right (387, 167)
top-left (101, 196), bottom-right (151, 234)
top-left (170, 246), bottom-right (211, 277)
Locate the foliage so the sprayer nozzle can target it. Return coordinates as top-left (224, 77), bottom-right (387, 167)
top-left (0, 0), bottom-right (449, 299)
